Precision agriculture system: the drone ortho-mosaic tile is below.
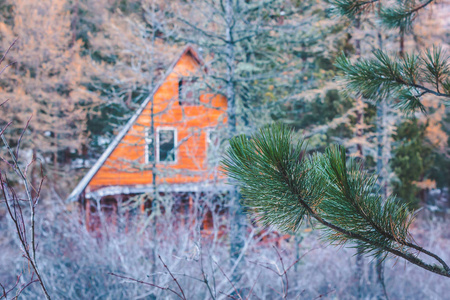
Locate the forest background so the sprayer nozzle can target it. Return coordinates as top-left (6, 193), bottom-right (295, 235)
top-left (0, 0), bottom-right (449, 208)
top-left (0, 0), bottom-right (449, 299)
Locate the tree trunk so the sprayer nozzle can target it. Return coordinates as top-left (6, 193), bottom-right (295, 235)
top-left (353, 16), bottom-right (366, 296)
top-left (224, 0), bottom-right (245, 283)
top-left (225, 0), bottom-right (236, 134)
top-left (375, 27), bottom-right (389, 298)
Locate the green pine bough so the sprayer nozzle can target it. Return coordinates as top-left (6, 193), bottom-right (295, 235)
top-left (222, 124), bottom-right (450, 278)
top-left (331, 0), bottom-right (435, 31)
top-left (335, 47), bottom-right (450, 114)
top-left (330, 0), bottom-right (450, 114)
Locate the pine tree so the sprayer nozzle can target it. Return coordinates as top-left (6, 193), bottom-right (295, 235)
top-left (391, 119), bottom-right (434, 208)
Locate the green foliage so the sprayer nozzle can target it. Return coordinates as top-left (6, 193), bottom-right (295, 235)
top-left (329, 0), bottom-right (376, 18)
top-left (331, 0), bottom-right (450, 113)
top-left (222, 124), bottom-right (319, 232)
top-left (223, 124), bottom-right (450, 276)
top-left (429, 153), bottom-right (450, 190)
top-left (285, 89), bottom-right (352, 128)
top-left (316, 145), bottom-right (413, 257)
top-left (391, 119), bottom-right (436, 209)
top-left (331, 0), bottom-right (435, 32)
top-left (379, 0), bottom-right (434, 32)
top-left (335, 47), bottom-right (450, 113)
top-left (222, 124), bottom-right (414, 257)
top-left (379, 3), bottom-right (415, 32)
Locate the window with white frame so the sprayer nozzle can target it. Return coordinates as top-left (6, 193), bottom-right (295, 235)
top-left (144, 128), bottom-right (154, 164)
top-left (157, 128), bottom-right (176, 163)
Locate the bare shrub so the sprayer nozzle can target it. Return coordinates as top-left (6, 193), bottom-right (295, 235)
top-left (1, 188), bottom-right (449, 299)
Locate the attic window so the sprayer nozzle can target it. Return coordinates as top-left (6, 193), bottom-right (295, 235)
top-left (157, 128), bottom-right (176, 163)
top-left (178, 77), bottom-right (198, 105)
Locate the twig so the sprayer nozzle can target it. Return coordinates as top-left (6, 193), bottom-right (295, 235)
top-left (158, 255), bottom-right (187, 300)
top-left (249, 247), bottom-right (313, 299)
top-left (218, 291), bottom-right (239, 300)
top-left (312, 289), bottom-right (335, 299)
top-left (0, 127), bottom-right (51, 300)
top-left (0, 121), bottom-right (12, 137)
top-left (15, 115), bottom-right (32, 160)
top-left (214, 261), bottom-right (243, 300)
top-left (0, 38), bottom-right (18, 76)
top-left (0, 275), bottom-right (20, 300)
top-left (273, 246), bottom-right (288, 298)
top-left (0, 282), bottom-right (5, 299)
top-left (0, 38), bottom-right (51, 300)
top-left (200, 247), bottom-right (216, 300)
top-left (0, 62), bottom-right (16, 77)
top-left (33, 169), bottom-right (45, 207)
top-left (0, 99), bottom-right (10, 107)
top-left (109, 272), bottom-right (184, 299)
top-left (14, 276), bottom-right (39, 300)
top-left (0, 38), bottom-right (18, 66)
top-left (245, 271), bottom-right (261, 300)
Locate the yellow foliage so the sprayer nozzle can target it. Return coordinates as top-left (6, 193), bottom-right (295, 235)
top-left (420, 101), bottom-right (448, 152)
top-left (412, 179), bottom-right (437, 190)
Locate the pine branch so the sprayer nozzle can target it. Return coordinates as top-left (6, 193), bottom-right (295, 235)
top-left (330, 0), bottom-right (380, 18)
top-left (380, 0), bottom-right (435, 32)
top-left (222, 124), bottom-right (450, 278)
top-left (330, 0), bottom-right (436, 31)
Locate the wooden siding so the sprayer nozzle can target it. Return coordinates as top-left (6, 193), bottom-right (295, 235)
top-left (87, 51), bottom-right (227, 192)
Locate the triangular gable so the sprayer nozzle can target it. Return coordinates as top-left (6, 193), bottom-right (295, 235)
top-left (183, 45), bottom-right (204, 66)
top-left (67, 45), bottom-right (204, 202)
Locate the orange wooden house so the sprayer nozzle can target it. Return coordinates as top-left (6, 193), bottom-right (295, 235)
top-left (68, 46), bottom-right (230, 225)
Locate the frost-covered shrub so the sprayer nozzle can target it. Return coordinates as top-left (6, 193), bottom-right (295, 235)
top-left (1, 195), bottom-right (449, 299)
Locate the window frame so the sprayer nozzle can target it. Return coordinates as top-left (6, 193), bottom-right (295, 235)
top-left (156, 127), bottom-right (178, 164)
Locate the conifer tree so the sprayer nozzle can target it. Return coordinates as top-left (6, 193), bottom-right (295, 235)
top-left (391, 119), bottom-right (434, 208)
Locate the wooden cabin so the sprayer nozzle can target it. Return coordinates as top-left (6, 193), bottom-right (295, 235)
top-left (68, 46), bottom-right (230, 231)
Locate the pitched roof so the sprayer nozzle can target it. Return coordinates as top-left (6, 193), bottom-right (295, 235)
top-left (67, 45), bottom-right (203, 202)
